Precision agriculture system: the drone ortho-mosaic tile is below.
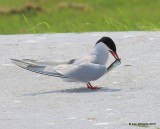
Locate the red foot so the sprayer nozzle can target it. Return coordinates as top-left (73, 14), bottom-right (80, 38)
top-left (86, 82), bottom-right (101, 90)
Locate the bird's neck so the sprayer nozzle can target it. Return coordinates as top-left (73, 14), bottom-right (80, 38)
top-left (91, 43), bottom-right (109, 65)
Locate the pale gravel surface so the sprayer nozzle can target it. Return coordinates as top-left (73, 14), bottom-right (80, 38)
top-left (0, 32), bottom-right (160, 129)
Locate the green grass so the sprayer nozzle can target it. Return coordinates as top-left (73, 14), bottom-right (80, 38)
top-left (0, 0), bottom-right (160, 34)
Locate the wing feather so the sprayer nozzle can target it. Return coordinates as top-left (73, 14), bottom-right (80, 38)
top-left (22, 58), bottom-right (76, 66)
top-left (11, 59), bottom-right (67, 78)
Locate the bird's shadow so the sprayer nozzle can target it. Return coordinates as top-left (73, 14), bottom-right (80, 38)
top-left (22, 87), bottom-right (121, 96)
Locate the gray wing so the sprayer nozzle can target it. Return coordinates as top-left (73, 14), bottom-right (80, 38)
top-left (55, 63), bottom-right (107, 82)
top-left (11, 59), bottom-right (67, 78)
top-left (22, 54), bottom-right (94, 66)
top-left (22, 58), bottom-right (76, 66)
top-left (11, 59), bottom-right (107, 83)
top-left (11, 54), bottom-right (94, 79)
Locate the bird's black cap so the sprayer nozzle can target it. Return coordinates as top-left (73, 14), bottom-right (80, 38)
top-left (96, 37), bottom-right (116, 52)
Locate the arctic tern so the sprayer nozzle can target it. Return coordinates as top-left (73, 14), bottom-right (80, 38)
top-left (11, 37), bottom-right (121, 90)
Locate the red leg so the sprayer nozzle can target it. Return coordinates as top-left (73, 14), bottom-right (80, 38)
top-left (87, 83), bottom-right (91, 89)
top-left (86, 82), bottom-right (101, 90)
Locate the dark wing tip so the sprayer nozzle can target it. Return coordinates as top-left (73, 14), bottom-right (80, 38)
top-left (11, 58), bottom-right (31, 68)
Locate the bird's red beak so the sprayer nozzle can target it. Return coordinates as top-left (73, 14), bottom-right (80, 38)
top-left (109, 50), bottom-right (120, 61)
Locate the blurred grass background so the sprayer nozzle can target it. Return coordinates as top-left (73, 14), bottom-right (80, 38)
top-left (0, 0), bottom-right (160, 34)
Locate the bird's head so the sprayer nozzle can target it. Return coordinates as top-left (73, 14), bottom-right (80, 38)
top-left (96, 37), bottom-right (121, 61)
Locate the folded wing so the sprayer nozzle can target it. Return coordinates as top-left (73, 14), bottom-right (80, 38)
top-left (55, 63), bottom-right (107, 82)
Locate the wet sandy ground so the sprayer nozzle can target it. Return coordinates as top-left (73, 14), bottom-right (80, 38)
top-left (0, 32), bottom-right (160, 129)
